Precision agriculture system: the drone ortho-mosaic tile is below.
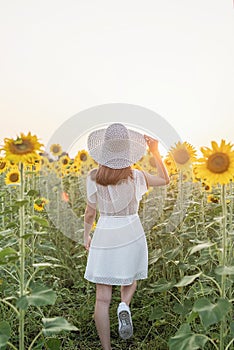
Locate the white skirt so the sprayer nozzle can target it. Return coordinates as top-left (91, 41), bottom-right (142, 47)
top-left (84, 214), bottom-right (148, 285)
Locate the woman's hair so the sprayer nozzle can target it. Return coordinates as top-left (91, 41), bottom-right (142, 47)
top-left (92, 165), bottom-right (133, 186)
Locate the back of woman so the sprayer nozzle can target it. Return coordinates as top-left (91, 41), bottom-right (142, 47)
top-left (87, 167), bottom-right (147, 216)
top-left (83, 123), bottom-right (170, 350)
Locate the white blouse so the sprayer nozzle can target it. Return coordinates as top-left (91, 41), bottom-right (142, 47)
top-left (86, 169), bottom-right (148, 216)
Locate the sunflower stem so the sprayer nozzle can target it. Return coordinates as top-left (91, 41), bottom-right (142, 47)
top-left (30, 171), bottom-right (36, 269)
top-left (229, 181), bottom-right (233, 234)
top-left (220, 184), bottom-right (227, 350)
top-left (19, 162), bottom-right (25, 350)
top-left (179, 170), bottom-right (183, 226)
top-left (28, 330), bottom-right (43, 350)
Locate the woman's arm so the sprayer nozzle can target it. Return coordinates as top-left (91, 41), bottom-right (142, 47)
top-left (143, 135), bottom-right (170, 187)
top-left (84, 203), bottom-right (96, 250)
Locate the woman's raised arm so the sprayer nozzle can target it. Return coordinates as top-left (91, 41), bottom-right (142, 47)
top-left (143, 135), bottom-right (170, 187)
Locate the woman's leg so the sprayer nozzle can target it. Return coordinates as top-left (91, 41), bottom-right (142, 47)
top-left (94, 283), bottom-right (113, 350)
top-left (121, 280), bottom-right (137, 306)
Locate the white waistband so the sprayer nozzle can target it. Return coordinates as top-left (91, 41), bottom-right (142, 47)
top-left (99, 214), bottom-right (138, 218)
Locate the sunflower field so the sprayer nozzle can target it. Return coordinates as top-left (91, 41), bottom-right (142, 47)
top-left (0, 132), bottom-right (234, 350)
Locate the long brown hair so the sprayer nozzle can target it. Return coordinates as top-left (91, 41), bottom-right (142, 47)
top-left (93, 165), bottom-right (133, 186)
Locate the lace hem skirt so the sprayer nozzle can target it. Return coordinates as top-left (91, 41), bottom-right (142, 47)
top-left (84, 215), bottom-right (148, 286)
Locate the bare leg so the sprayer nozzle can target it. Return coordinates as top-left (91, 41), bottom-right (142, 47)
top-left (121, 280), bottom-right (137, 306)
top-left (94, 284), bottom-right (112, 350)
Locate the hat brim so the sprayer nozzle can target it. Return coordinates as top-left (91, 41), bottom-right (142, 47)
top-left (87, 127), bottom-right (146, 169)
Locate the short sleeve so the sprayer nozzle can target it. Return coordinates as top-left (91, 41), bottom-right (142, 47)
top-left (134, 170), bottom-right (148, 201)
top-left (86, 173), bottom-right (97, 204)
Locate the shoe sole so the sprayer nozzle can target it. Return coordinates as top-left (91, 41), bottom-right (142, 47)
top-left (118, 310), bottom-right (133, 339)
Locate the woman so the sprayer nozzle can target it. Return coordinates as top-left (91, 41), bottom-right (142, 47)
top-left (83, 123), bottom-right (169, 350)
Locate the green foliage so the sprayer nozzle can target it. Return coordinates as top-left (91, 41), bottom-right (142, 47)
top-left (0, 321), bottom-right (11, 347)
top-left (168, 323), bottom-right (208, 350)
top-left (175, 272), bottom-right (202, 287)
top-left (193, 298), bottom-right (231, 329)
top-left (42, 317), bottom-right (78, 335)
top-left (17, 285), bottom-right (57, 310)
top-left (0, 172), bottom-right (234, 349)
top-left (45, 338), bottom-right (61, 350)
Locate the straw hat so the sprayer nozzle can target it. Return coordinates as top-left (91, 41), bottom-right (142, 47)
top-left (87, 123), bottom-right (146, 169)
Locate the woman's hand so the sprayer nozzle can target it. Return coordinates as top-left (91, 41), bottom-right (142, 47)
top-left (144, 135), bottom-right (159, 154)
top-left (84, 235), bottom-right (92, 251)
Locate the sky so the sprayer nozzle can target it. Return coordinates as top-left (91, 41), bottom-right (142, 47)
top-left (0, 0), bottom-right (233, 157)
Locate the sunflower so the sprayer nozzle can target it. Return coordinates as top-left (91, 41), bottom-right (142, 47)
top-left (40, 156), bottom-right (53, 174)
top-left (69, 161), bottom-right (81, 176)
top-left (75, 149), bottom-right (89, 163)
top-left (32, 158), bottom-right (41, 172)
top-left (64, 168), bottom-right (71, 176)
top-left (207, 194), bottom-right (219, 204)
top-left (24, 157), bottom-right (42, 173)
top-left (196, 140), bottom-right (234, 186)
top-left (164, 156), bottom-right (177, 176)
top-left (202, 181), bottom-right (212, 192)
top-left (5, 168), bottom-right (20, 185)
top-left (34, 197), bottom-right (49, 212)
top-left (166, 141), bottom-right (197, 171)
top-left (136, 150), bottom-right (158, 173)
top-left (50, 161), bottom-right (63, 178)
top-left (131, 163), bottom-right (143, 171)
top-left (50, 144), bottom-right (63, 157)
top-left (85, 158), bottom-right (98, 172)
top-left (59, 155), bottom-right (71, 168)
top-left (2, 132), bottom-right (43, 164)
top-left (0, 157), bottom-right (9, 173)
top-left (74, 150), bottom-right (98, 175)
top-left (182, 170), bottom-right (193, 182)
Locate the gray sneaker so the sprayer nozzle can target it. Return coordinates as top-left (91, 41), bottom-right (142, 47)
top-left (117, 302), bottom-right (133, 339)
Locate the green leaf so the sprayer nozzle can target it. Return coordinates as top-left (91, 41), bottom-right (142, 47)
top-left (149, 306), bottom-right (164, 321)
top-left (6, 222), bottom-right (18, 229)
top-left (31, 215), bottom-right (49, 227)
top-left (189, 242), bottom-right (215, 255)
top-left (45, 338), bottom-right (61, 350)
top-left (0, 247), bottom-right (18, 260)
top-left (42, 317), bottom-right (78, 336)
top-left (149, 278), bottom-right (174, 292)
top-left (175, 272), bottom-right (202, 287)
top-left (16, 295), bottom-right (29, 310)
top-left (32, 263), bottom-right (60, 268)
top-left (27, 189), bottom-right (39, 197)
top-left (21, 233), bottom-right (34, 240)
top-left (148, 249), bottom-right (162, 265)
top-left (169, 323), bottom-right (207, 350)
top-left (17, 286), bottom-right (57, 310)
top-left (165, 246), bottom-right (182, 260)
top-left (13, 199), bottom-right (29, 207)
top-left (173, 300), bottom-right (193, 317)
top-left (230, 322), bottom-right (234, 337)
top-left (215, 266), bottom-right (234, 275)
top-left (0, 321), bottom-right (11, 347)
top-left (0, 229), bottom-right (12, 237)
top-left (193, 298), bottom-right (231, 329)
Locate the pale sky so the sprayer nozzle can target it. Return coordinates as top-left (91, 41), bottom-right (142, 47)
top-left (0, 0), bottom-right (233, 156)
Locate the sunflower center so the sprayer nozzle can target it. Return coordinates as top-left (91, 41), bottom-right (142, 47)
top-left (10, 139), bottom-right (34, 155)
top-left (52, 146), bottom-right (61, 154)
top-left (0, 162), bottom-right (6, 169)
top-left (173, 149), bottom-right (190, 164)
top-left (9, 173), bottom-right (19, 182)
top-left (207, 152), bottom-right (230, 174)
top-left (80, 153), bottom-right (87, 161)
top-left (165, 159), bottom-right (172, 166)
